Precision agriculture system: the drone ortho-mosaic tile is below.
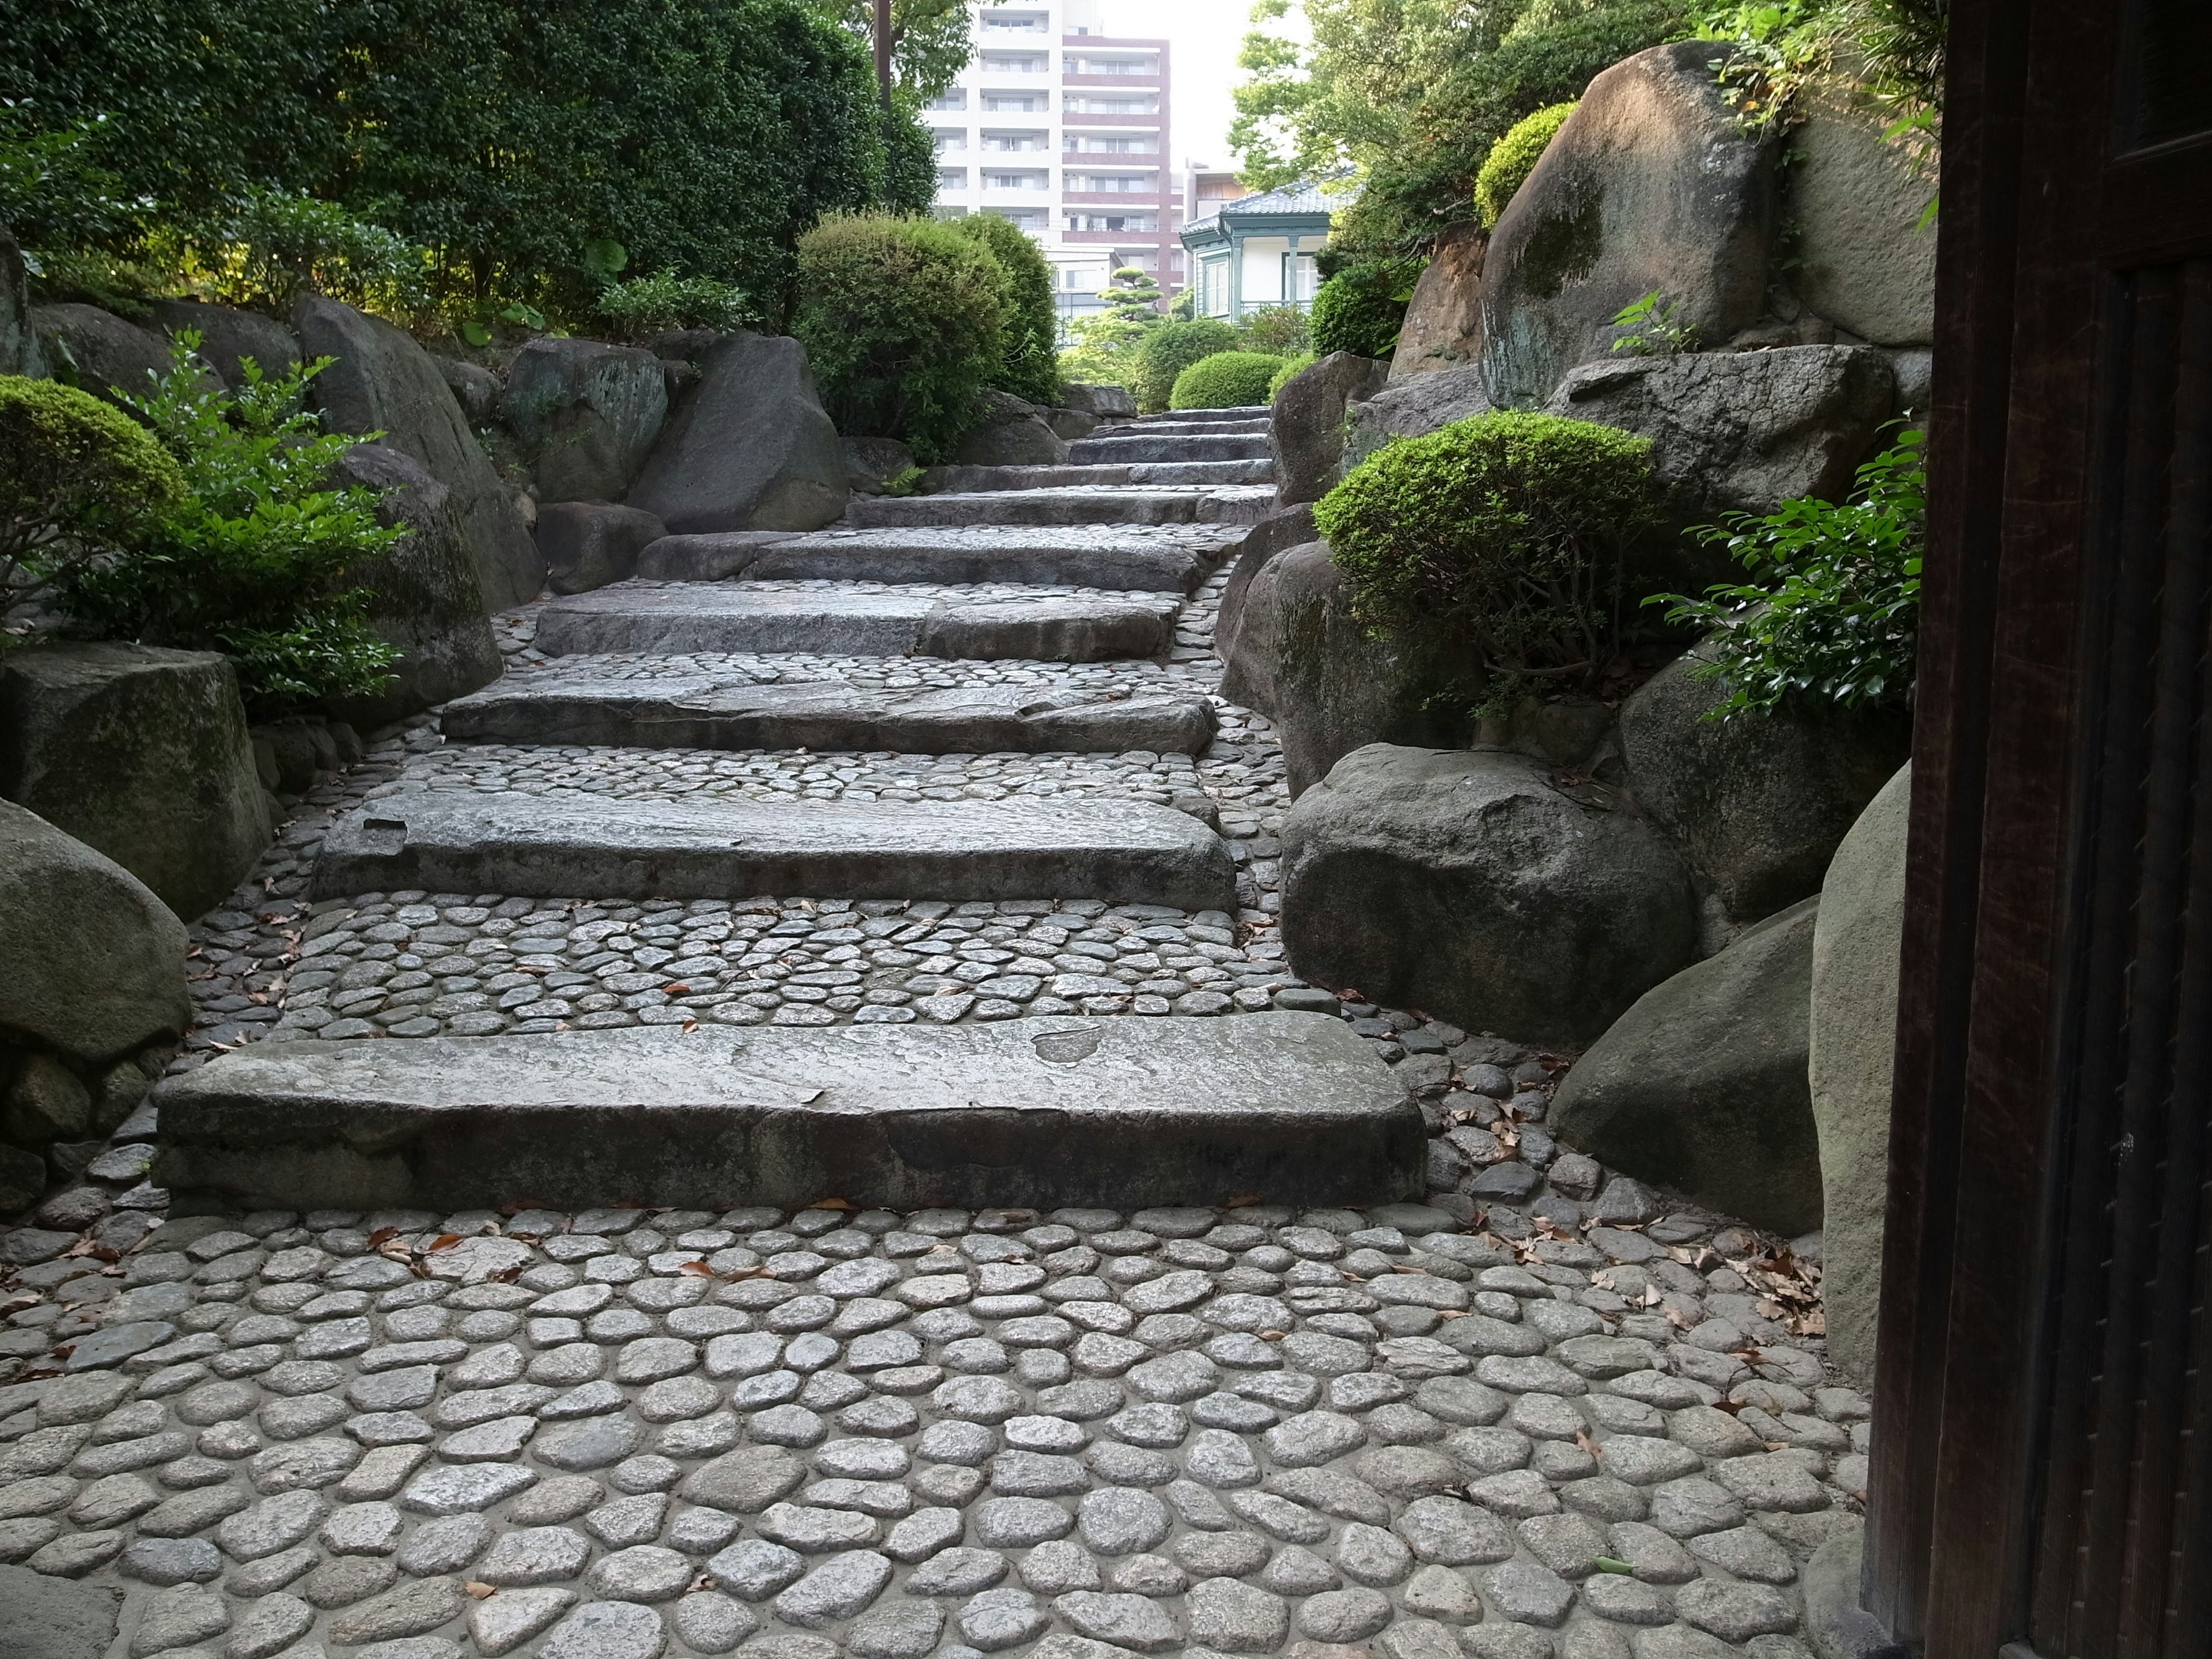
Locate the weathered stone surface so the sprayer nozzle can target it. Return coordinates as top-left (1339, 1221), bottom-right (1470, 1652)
top-left (745, 528), bottom-right (1207, 594)
top-left (1271, 353), bottom-right (1390, 507)
top-left (923, 461), bottom-right (1274, 493)
top-left (1342, 364), bottom-right (1493, 472)
top-left (153, 1014), bottom-right (1421, 1212)
top-left (632, 532), bottom-right (801, 583)
top-left (502, 338), bottom-right (669, 503)
top-left (26, 304), bottom-right (172, 399)
top-left (1551, 897), bottom-right (1823, 1237)
top-left (441, 679), bottom-right (1217, 757)
top-left (845, 487), bottom-right (1271, 530)
top-left (1218, 544), bottom-right (1464, 797)
top-left (0, 642), bottom-right (270, 919)
top-left (535, 502), bottom-right (669, 596)
top-left (531, 586), bottom-right (1180, 665)
top-left (0, 800), bottom-right (188, 1069)
top-left (1070, 434), bottom-right (1271, 464)
top-left (146, 301), bottom-right (301, 390)
top-left (322, 445), bottom-right (502, 728)
top-left (1787, 88), bottom-right (1937, 347)
top-left (1809, 763), bottom-right (1908, 1384)
top-left (1280, 745), bottom-right (1699, 1048)
top-left (296, 297), bottom-right (542, 612)
top-left (1215, 507), bottom-right (1317, 672)
top-left (955, 392), bottom-right (1070, 468)
top-left (844, 437), bottom-right (918, 495)
top-left (627, 332), bottom-right (847, 534)
top-left (1060, 384), bottom-right (1137, 419)
top-left (1619, 645), bottom-right (1911, 927)
top-left (1391, 225), bottom-right (1487, 381)
top-left (434, 357), bottom-right (503, 427)
top-left (0, 222), bottom-right (38, 378)
top-left (1481, 43), bottom-right (1777, 408)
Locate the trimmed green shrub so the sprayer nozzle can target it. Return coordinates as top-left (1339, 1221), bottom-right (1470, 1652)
top-left (1476, 102), bottom-right (1577, 228)
top-left (791, 214), bottom-right (1009, 463)
top-left (1238, 305), bottom-right (1312, 357)
top-left (952, 213), bottom-right (1060, 408)
top-left (1171, 351), bottom-right (1286, 411)
top-left (1269, 352), bottom-right (1319, 399)
top-left (1309, 262), bottom-right (1414, 359)
top-left (598, 270), bottom-right (759, 339)
top-left (0, 375), bottom-right (185, 615)
top-left (45, 336), bottom-right (404, 712)
top-left (1653, 427), bottom-right (1925, 713)
top-left (1133, 318), bottom-right (1238, 412)
top-left (1315, 410), bottom-right (1664, 715)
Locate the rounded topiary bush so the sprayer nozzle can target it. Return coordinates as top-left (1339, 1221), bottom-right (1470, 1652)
top-left (792, 214), bottom-right (1009, 463)
top-left (0, 375), bottom-right (184, 589)
top-left (1268, 351), bottom-right (1318, 399)
top-left (1314, 410), bottom-right (1662, 712)
top-left (1309, 263), bottom-right (1413, 359)
top-left (1171, 351), bottom-right (1286, 410)
top-left (1134, 318), bottom-right (1238, 412)
top-left (1476, 102), bottom-right (1578, 228)
top-left (951, 212), bottom-right (1061, 409)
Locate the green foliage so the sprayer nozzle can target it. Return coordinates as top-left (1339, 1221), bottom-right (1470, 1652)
top-left (0, 376), bottom-right (185, 616)
top-left (1237, 305), bottom-right (1313, 357)
top-left (597, 271), bottom-right (760, 339)
top-left (1171, 351), bottom-right (1287, 410)
top-left (805, 0), bottom-right (976, 100)
top-left (1310, 263), bottom-right (1415, 359)
top-left (1270, 352), bottom-right (1320, 398)
top-left (952, 213), bottom-right (1060, 408)
top-left (1608, 291), bottom-right (1698, 354)
top-left (1315, 410), bottom-right (1664, 713)
top-left (1475, 101), bottom-right (1576, 226)
top-left (1133, 319), bottom-right (1240, 413)
top-left (149, 189), bottom-right (432, 319)
top-left (791, 214), bottom-right (1007, 463)
top-left (1650, 427), bottom-right (1923, 713)
top-left (43, 336), bottom-right (403, 712)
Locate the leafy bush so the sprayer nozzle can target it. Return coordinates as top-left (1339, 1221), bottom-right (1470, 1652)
top-left (44, 338), bottom-right (403, 713)
top-left (146, 189), bottom-right (433, 319)
top-left (1309, 263), bottom-right (1414, 359)
top-left (791, 214), bottom-right (1008, 463)
top-left (0, 376), bottom-right (185, 619)
top-left (1315, 410), bottom-right (1664, 714)
top-left (951, 213), bottom-right (1060, 408)
top-left (1133, 319), bottom-right (1239, 412)
top-left (1270, 352), bottom-right (1318, 398)
top-left (1238, 305), bottom-right (1312, 357)
top-left (597, 271), bottom-right (759, 339)
top-left (1171, 351), bottom-right (1286, 410)
top-left (1651, 427), bottom-right (1923, 713)
top-left (1476, 102), bottom-right (1577, 227)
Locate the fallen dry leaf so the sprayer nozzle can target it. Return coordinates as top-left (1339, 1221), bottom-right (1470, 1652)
top-left (429, 1235), bottom-right (463, 1252)
top-left (678, 1262), bottom-right (716, 1278)
top-left (464, 1581), bottom-right (497, 1600)
top-left (807, 1197), bottom-right (855, 1211)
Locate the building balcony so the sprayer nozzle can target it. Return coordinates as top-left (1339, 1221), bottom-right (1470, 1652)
top-left (1062, 191), bottom-right (1164, 206)
top-left (1062, 74), bottom-right (1164, 89)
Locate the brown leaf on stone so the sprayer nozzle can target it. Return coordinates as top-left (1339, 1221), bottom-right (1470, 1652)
top-left (0, 1295), bottom-right (39, 1317)
top-left (1259, 1330), bottom-right (1287, 1341)
top-left (1574, 1430), bottom-right (1601, 1460)
top-left (368, 1226), bottom-right (400, 1247)
top-left (429, 1235), bottom-right (463, 1251)
top-left (464, 1581), bottom-right (497, 1599)
top-left (489, 1266), bottom-right (522, 1282)
top-left (1224, 1194), bottom-right (1265, 1208)
top-left (808, 1198), bottom-right (855, 1211)
top-left (679, 1262), bottom-right (716, 1277)
top-left (664, 984), bottom-right (691, 995)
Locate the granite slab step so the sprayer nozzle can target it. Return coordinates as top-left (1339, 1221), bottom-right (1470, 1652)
top-left (637, 527), bottom-right (1211, 591)
top-left (532, 585), bottom-right (1181, 661)
top-left (1067, 435), bottom-right (1274, 463)
top-left (1119, 406), bottom-right (1273, 423)
top-left (442, 678), bottom-right (1218, 755)
top-left (151, 1014), bottom-right (1424, 1211)
top-left (1092, 418), bottom-right (1272, 437)
top-left (843, 486), bottom-right (1275, 529)
top-left (920, 459), bottom-right (1277, 492)
top-left (311, 790), bottom-right (1238, 911)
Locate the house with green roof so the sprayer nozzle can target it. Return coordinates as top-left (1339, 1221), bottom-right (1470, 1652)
top-left (1179, 179), bottom-right (1339, 322)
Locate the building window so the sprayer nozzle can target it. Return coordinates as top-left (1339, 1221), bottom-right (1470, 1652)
top-left (987, 209), bottom-right (1047, 231)
top-left (981, 52), bottom-right (1048, 72)
top-left (923, 89), bottom-right (967, 111)
top-left (1077, 176), bottom-right (1154, 194)
top-left (1065, 96), bottom-right (1157, 113)
top-left (1066, 135), bottom-right (1157, 153)
top-left (982, 92), bottom-right (1047, 112)
top-left (1070, 56), bottom-right (1156, 75)
top-left (985, 171), bottom-right (1047, 191)
top-left (937, 168), bottom-right (968, 189)
top-left (1280, 252), bottom-right (1319, 303)
top-left (982, 131), bottom-right (1047, 151)
top-left (1200, 259), bottom-right (1230, 317)
top-left (933, 129), bottom-right (967, 150)
top-left (1065, 213), bottom-right (1158, 232)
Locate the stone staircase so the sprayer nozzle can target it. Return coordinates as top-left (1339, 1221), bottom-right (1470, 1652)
top-left (154, 409), bottom-right (1425, 1214)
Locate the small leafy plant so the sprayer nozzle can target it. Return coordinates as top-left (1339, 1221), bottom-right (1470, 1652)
top-left (1609, 291), bottom-right (1698, 355)
top-left (1650, 426), bottom-right (1925, 714)
top-left (1475, 102), bottom-right (1578, 228)
top-left (596, 270), bottom-right (758, 340)
top-left (1309, 260), bottom-right (1417, 361)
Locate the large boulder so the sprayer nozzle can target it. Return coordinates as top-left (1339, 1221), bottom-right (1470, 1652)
top-left (323, 444), bottom-right (503, 726)
top-left (1620, 645), bottom-right (1912, 931)
top-left (1280, 745), bottom-right (1700, 1047)
top-left (1787, 87), bottom-right (1937, 347)
top-left (1550, 896), bottom-right (1823, 1236)
top-left (27, 303), bottom-right (173, 400)
top-left (627, 331), bottom-right (849, 533)
top-left (434, 356), bottom-right (504, 427)
top-left (843, 436), bottom-right (917, 494)
top-left (1480, 42), bottom-right (1777, 408)
top-left (535, 500), bottom-right (668, 594)
top-left (1270, 352), bottom-right (1389, 506)
top-left (1, 223), bottom-right (42, 378)
top-left (953, 389), bottom-right (1071, 467)
top-left (0, 800), bottom-right (190, 1068)
top-left (296, 296), bottom-right (543, 612)
top-left (1061, 382), bottom-right (1137, 418)
top-left (1219, 543), bottom-right (1465, 796)
top-left (1809, 762), bottom-right (1909, 1383)
top-left (146, 300), bottom-right (301, 389)
top-left (502, 337), bottom-right (669, 502)
top-left (0, 642), bottom-right (270, 920)
top-left (1215, 504), bottom-right (1316, 658)
top-left (1342, 362), bottom-right (1491, 471)
top-left (1389, 223), bottom-right (1486, 381)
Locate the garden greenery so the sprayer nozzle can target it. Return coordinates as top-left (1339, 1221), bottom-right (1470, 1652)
top-left (1133, 320), bottom-right (1240, 414)
top-left (1309, 263), bottom-right (1416, 360)
top-left (1652, 426), bottom-right (1923, 713)
top-left (0, 376), bottom-right (184, 620)
top-left (1171, 352), bottom-right (1287, 411)
top-left (952, 213), bottom-right (1061, 410)
top-left (597, 271), bottom-right (760, 340)
top-left (1475, 102), bottom-right (1577, 226)
top-left (1315, 411), bottom-right (1664, 715)
top-left (1270, 353), bottom-right (1319, 398)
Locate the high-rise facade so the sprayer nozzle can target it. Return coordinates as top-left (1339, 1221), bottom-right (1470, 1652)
top-left (925, 0), bottom-right (1179, 332)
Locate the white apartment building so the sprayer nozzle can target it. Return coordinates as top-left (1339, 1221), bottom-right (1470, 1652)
top-left (925, 0), bottom-right (1180, 332)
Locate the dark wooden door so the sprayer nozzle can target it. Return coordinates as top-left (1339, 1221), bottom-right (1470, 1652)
top-left (1864, 1), bottom-right (2212, 1656)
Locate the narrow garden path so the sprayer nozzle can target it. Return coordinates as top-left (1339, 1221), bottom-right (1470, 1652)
top-left (0, 410), bottom-right (1863, 1659)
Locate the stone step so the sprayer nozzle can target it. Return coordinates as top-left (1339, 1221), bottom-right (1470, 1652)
top-left (1124, 406), bottom-right (1274, 423)
top-left (1093, 418), bottom-right (1272, 438)
top-left (1069, 435), bottom-right (1274, 463)
top-left (920, 459), bottom-right (1276, 493)
top-left (152, 1014), bottom-right (1422, 1211)
top-left (532, 585), bottom-right (1181, 661)
top-left (442, 677), bottom-right (1218, 755)
top-left (643, 526), bottom-right (1211, 592)
top-left (312, 790), bottom-right (1239, 911)
top-left (844, 486), bottom-right (1275, 529)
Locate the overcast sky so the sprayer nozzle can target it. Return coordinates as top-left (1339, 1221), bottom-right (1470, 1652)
top-left (1101, 0), bottom-right (1302, 175)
